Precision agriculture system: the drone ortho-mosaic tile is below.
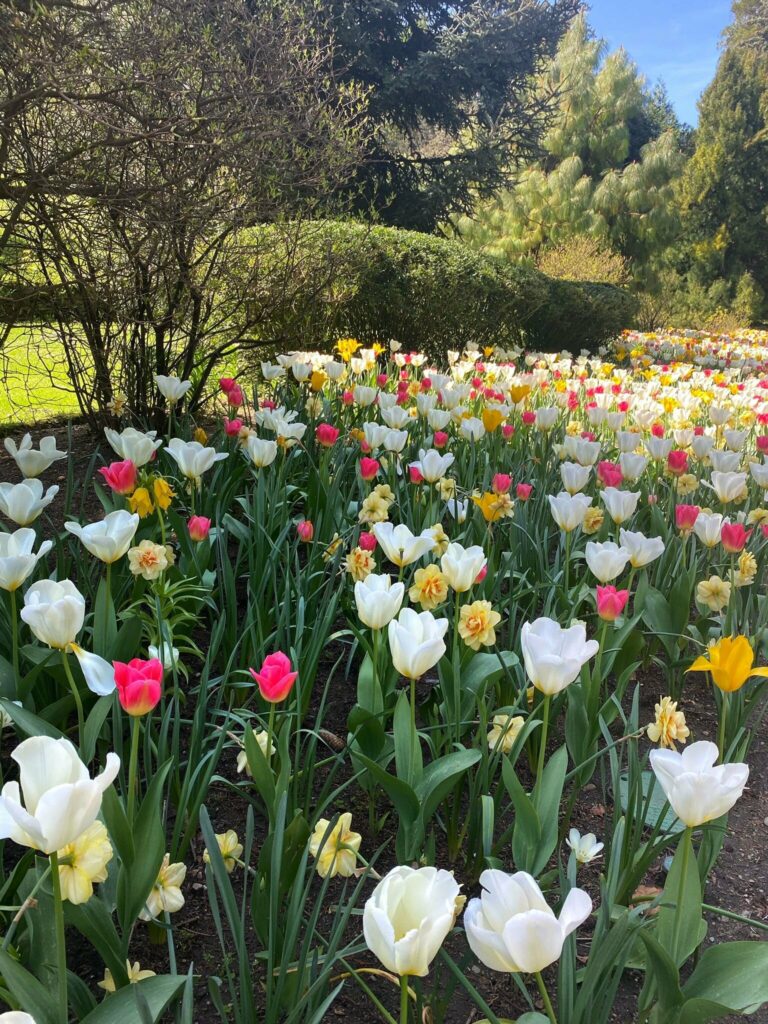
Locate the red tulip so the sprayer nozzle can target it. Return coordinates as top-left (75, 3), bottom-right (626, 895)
top-left (250, 652), bottom-right (297, 703)
top-left (492, 473), bottom-right (512, 495)
top-left (113, 658), bottom-right (163, 717)
top-left (224, 417), bottom-right (243, 437)
top-left (297, 520), bottom-right (314, 542)
top-left (433, 431), bottom-right (449, 449)
top-left (359, 457), bottom-right (380, 481)
top-left (667, 450), bottom-right (689, 476)
top-left (721, 523), bottom-right (752, 554)
top-left (597, 461), bottom-right (623, 487)
top-left (516, 482), bottom-right (533, 501)
top-left (99, 459), bottom-right (137, 496)
top-left (409, 465), bottom-right (424, 484)
top-left (358, 530), bottom-right (377, 551)
top-left (676, 504), bottom-right (700, 532)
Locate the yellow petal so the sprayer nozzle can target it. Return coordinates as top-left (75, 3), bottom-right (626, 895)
top-left (686, 656), bottom-right (713, 674)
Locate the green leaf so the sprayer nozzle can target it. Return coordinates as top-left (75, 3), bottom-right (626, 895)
top-left (82, 696), bottom-right (114, 764)
top-left (92, 576), bottom-right (117, 658)
top-left (638, 931), bottom-right (684, 1017)
top-left (0, 950), bottom-right (58, 1024)
top-left (0, 698), bottom-right (62, 739)
top-left (681, 941), bottom-right (768, 1018)
top-left (417, 748), bottom-right (481, 823)
top-left (393, 689), bottom-right (422, 788)
top-left (355, 753), bottom-right (420, 823)
top-left (532, 744), bottom-right (568, 874)
top-left (243, 723), bottom-right (277, 809)
top-left (502, 757), bottom-right (541, 874)
top-left (656, 828), bottom-right (703, 966)
top-left (101, 785), bottom-right (135, 867)
top-left (618, 770), bottom-right (684, 834)
top-left (80, 975), bottom-right (186, 1023)
top-left (117, 760), bottom-right (172, 931)
top-left (65, 898), bottom-right (130, 988)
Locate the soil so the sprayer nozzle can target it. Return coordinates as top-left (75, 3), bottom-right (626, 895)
top-left (2, 419), bottom-right (766, 1023)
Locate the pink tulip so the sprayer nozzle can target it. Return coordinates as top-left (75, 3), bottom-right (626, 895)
top-left (721, 523), bottom-right (751, 554)
top-left (433, 431), bottom-right (449, 449)
top-left (188, 515), bottom-right (211, 542)
top-left (667, 450), bottom-right (688, 476)
top-left (597, 461), bottom-right (623, 487)
top-left (224, 417), bottom-right (243, 437)
top-left (99, 459), bottom-right (137, 496)
top-left (409, 465), bottom-right (424, 484)
top-left (516, 482), bottom-right (533, 501)
top-left (596, 586), bottom-right (629, 622)
top-left (342, 390), bottom-right (354, 406)
top-left (502, 424), bottom-right (515, 439)
top-left (297, 520), bottom-right (314, 542)
top-left (676, 504), bottom-right (700, 532)
top-left (219, 377), bottom-right (237, 393)
top-left (250, 652), bottom-right (297, 703)
top-left (316, 423), bottom-right (340, 447)
top-left (492, 473), bottom-right (512, 495)
top-left (358, 531), bottom-right (377, 552)
top-left (226, 385), bottom-right (244, 409)
top-left (359, 457), bottom-right (380, 482)
top-left (521, 411), bottom-right (535, 426)
top-left (113, 658), bottom-right (163, 717)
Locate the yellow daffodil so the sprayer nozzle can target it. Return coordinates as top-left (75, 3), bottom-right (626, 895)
top-left (409, 564), bottom-right (449, 610)
top-left (472, 491), bottom-right (513, 523)
top-left (344, 546), bottom-right (376, 581)
top-left (57, 820), bottom-right (113, 904)
top-left (98, 960), bottom-right (156, 993)
top-left (203, 829), bottom-right (243, 873)
top-left (128, 486), bottom-right (154, 518)
top-left (458, 600), bottom-right (501, 650)
top-left (687, 635), bottom-right (768, 692)
top-left (153, 477), bottom-right (174, 511)
top-left (309, 813), bottom-right (361, 878)
top-left (647, 696), bottom-right (689, 749)
top-left (487, 713), bottom-right (524, 753)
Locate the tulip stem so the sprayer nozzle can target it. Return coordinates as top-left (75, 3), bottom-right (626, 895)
top-left (267, 702), bottom-right (276, 766)
top-left (49, 851), bottom-right (68, 1023)
top-left (717, 693), bottom-right (729, 762)
top-left (61, 651), bottom-right (85, 750)
top-left (9, 589), bottom-right (20, 697)
top-left (2, 861), bottom-right (52, 952)
top-left (127, 716), bottom-right (141, 823)
top-left (534, 971), bottom-right (558, 1024)
top-left (671, 827), bottom-right (692, 964)
top-left (399, 974), bottom-right (409, 1024)
top-left (536, 694), bottom-right (551, 793)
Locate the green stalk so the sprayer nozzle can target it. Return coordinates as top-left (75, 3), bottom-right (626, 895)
top-left (536, 694), bottom-right (551, 793)
top-left (1, 861), bottom-right (52, 952)
top-left (61, 651), bottom-right (85, 750)
top-left (9, 589), bottom-right (19, 698)
top-left (49, 851), bottom-right (68, 1023)
top-left (534, 971), bottom-right (558, 1024)
top-left (717, 690), bottom-right (729, 762)
top-left (400, 974), bottom-right (409, 1024)
top-left (453, 589), bottom-right (461, 743)
top-left (671, 827), bottom-right (692, 963)
top-left (127, 716), bottom-right (141, 823)
top-left (267, 701), bottom-right (276, 767)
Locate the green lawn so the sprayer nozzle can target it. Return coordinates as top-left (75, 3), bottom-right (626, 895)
top-left (0, 326), bottom-right (81, 425)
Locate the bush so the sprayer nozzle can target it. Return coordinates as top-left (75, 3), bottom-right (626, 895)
top-left (536, 235), bottom-right (630, 287)
top-left (255, 221), bottom-right (636, 360)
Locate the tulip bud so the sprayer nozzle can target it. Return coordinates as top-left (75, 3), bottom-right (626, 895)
top-left (676, 504), bottom-right (700, 532)
top-left (98, 460), bottom-right (138, 496)
top-left (315, 423), bottom-right (340, 447)
top-left (113, 658), bottom-right (163, 716)
top-left (516, 483), bottom-right (533, 501)
top-left (359, 457), bottom-right (380, 482)
top-left (188, 516), bottom-right (211, 542)
top-left (358, 531), bottom-right (377, 552)
top-left (296, 520), bottom-right (314, 543)
top-left (492, 473), bottom-right (512, 495)
top-left (250, 652), bottom-right (297, 703)
top-left (596, 585), bottom-right (629, 622)
top-left (721, 522), bottom-right (751, 553)
top-left (433, 431), bottom-right (449, 449)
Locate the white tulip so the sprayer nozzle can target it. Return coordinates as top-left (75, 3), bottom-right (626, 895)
top-left (409, 449), bottom-right (454, 483)
top-left (563, 437), bottom-right (600, 466)
top-left (245, 435), bottom-right (278, 468)
top-left (521, 617), bottom-right (599, 695)
top-left (724, 428), bottom-right (747, 452)
top-left (363, 865), bottom-right (461, 977)
top-left (427, 409), bottom-right (452, 431)
top-left (383, 429), bottom-right (409, 454)
top-left (373, 523), bottom-right (435, 567)
top-left (103, 427), bottom-right (162, 467)
top-left (291, 363), bottom-right (312, 382)
top-left (0, 529), bottom-right (52, 591)
top-left (387, 608), bottom-right (448, 679)
top-left (559, 462), bottom-right (592, 495)
top-left (381, 406), bottom-right (410, 429)
top-left (0, 480), bottom-right (59, 526)
top-left (618, 452), bottom-right (648, 482)
top-left (20, 580), bottom-right (114, 695)
top-left (440, 543), bottom-right (486, 592)
top-left (460, 418), bottom-right (485, 441)
top-left (585, 541), bottom-right (631, 583)
top-left (548, 491), bottom-right (592, 532)
top-left (464, 869), bottom-right (591, 974)
top-left (707, 471), bottom-right (747, 504)
top-left (618, 529), bottom-right (665, 568)
top-left (166, 439), bottom-right (227, 486)
top-left (709, 406), bottom-right (731, 427)
top-left (616, 431), bottom-right (642, 453)
top-left (445, 498), bottom-right (468, 523)
top-left (362, 423), bottom-right (390, 450)
top-left (692, 511), bottom-right (724, 548)
top-left (260, 362), bottom-right (284, 381)
top-left (0, 736), bottom-right (119, 854)
top-left (650, 740), bottom-right (748, 828)
top-left (749, 459), bottom-right (768, 488)
top-left (354, 574), bottom-right (405, 630)
top-left (154, 375), bottom-right (192, 404)
top-left (0, 1013), bottom-right (37, 1024)
top-left (645, 436), bottom-right (674, 460)
top-left (708, 449), bottom-right (741, 473)
top-left (4, 434), bottom-right (67, 478)
top-left (600, 487), bottom-right (640, 525)
top-left (64, 510), bottom-right (139, 564)
top-left (691, 435), bottom-right (715, 460)
top-left (353, 386), bottom-right (378, 407)
top-left (534, 407), bottom-right (558, 431)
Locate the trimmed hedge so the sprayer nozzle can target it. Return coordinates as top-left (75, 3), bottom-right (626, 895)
top-left (256, 221), bottom-right (637, 359)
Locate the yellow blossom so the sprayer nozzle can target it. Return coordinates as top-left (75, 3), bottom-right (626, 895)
top-left (687, 635), bottom-right (768, 693)
top-left (236, 729), bottom-right (275, 774)
top-left (57, 820), bottom-right (113, 905)
top-left (459, 600), bottom-right (501, 650)
top-left (336, 337), bottom-right (360, 362)
top-left (482, 408), bottom-right (504, 433)
top-left (437, 477), bottom-right (456, 500)
top-left (509, 385), bottom-right (530, 405)
top-left (322, 533), bottom-right (343, 562)
top-left (695, 575), bottom-right (731, 612)
top-left (487, 713), bottom-right (524, 753)
top-left (153, 477), bottom-right (174, 511)
top-left (582, 506), bottom-right (605, 535)
top-left (409, 564), bottom-right (449, 610)
top-left (138, 853), bottom-right (186, 921)
top-left (747, 508), bottom-right (768, 526)
top-left (310, 370), bottom-right (327, 392)
top-left (358, 493), bottom-right (390, 524)
top-left (203, 830), bottom-right (243, 873)
top-left (647, 696), bottom-right (690, 749)
top-left (106, 394), bottom-right (128, 418)
top-left (372, 483), bottom-right (395, 503)
top-left (194, 427), bottom-right (208, 445)
top-left (472, 491), bottom-right (514, 523)
top-left (676, 474), bottom-right (699, 497)
top-left (309, 813), bottom-right (361, 878)
top-left (428, 523), bottom-right (450, 555)
top-left (98, 961), bottom-right (156, 993)
top-left (345, 546), bottom-right (376, 581)
top-left (128, 540), bottom-right (171, 580)
top-left (128, 487), bottom-right (154, 518)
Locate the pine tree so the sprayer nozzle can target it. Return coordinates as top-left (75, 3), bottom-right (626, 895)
top-left (452, 14), bottom-right (687, 286)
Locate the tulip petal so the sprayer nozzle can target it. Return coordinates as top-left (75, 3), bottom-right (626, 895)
top-left (71, 645), bottom-right (116, 696)
top-left (686, 656), bottom-right (713, 674)
top-left (502, 909), bottom-right (564, 974)
top-left (558, 887), bottom-right (592, 937)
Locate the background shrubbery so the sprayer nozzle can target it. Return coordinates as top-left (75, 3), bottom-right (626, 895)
top-left (255, 221), bottom-right (636, 362)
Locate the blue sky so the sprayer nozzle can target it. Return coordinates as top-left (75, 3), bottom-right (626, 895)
top-left (586, 0), bottom-right (733, 125)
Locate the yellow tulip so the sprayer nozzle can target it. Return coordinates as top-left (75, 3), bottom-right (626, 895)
top-left (509, 385), bottom-right (530, 405)
top-left (128, 486), bottom-right (154, 518)
top-left (687, 635), bottom-right (768, 693)
top-left (481, 408), bottom-right (504, 433)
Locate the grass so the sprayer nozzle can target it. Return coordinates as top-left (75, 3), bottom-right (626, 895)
top-left (0, 325), bottom-right (81, 425)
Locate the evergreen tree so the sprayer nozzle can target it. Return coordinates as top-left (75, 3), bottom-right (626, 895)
top-left (452, 14), bottom-right (687, 286)
top-left (676, 1), bottom-right (768, 317)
